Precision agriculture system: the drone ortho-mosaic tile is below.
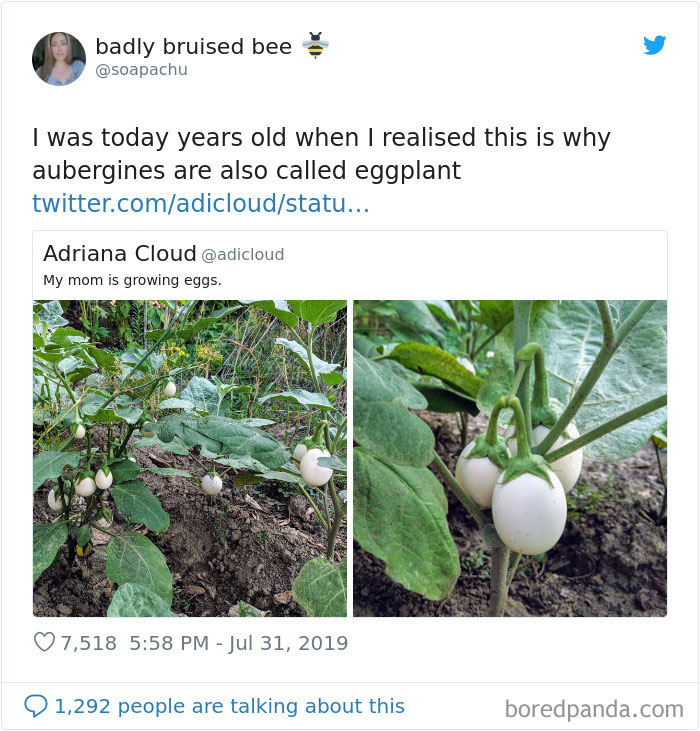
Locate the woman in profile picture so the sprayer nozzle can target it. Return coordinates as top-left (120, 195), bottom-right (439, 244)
top-left (35, 32), bottom-right (85, 86)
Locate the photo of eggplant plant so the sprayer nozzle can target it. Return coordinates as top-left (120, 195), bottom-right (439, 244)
top-left (33, 300), bottom-right (347, 618)
top-left (353, 300), bottom-right (667, 617)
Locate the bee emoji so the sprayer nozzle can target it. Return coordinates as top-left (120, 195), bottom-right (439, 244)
top-left (302, 31), bottom-right (329, 59)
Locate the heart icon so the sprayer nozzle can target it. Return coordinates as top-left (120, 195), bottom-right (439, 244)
top-left (34, 632), bottom-right (55, 652)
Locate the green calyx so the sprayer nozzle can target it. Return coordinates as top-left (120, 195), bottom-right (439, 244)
top-left (99, 464), bottom-right (111, 477)
top-left (516, 342), bottom-right (559, 429)
top-left (484, 394), bottom-right (512, 444)
top-left (474, 395), bottom-right (516, 471)
top-left (501, 395), bottom-right (556, 487)
top-left (311, 420), bottom-right (328, 448)
top-left (468, 434), bottom-right (510, 471)
top-left (515, 342), bottom-right (541, 364)
top-left (531, 403), bottom-right (559, 429)
top-left (506, 396), bottom-right (531, 456)
top-left (500, 453), bottom-right (555, 487)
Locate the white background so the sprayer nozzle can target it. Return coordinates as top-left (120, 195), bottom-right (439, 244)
top-left (2, 2), bottom-right (698, 729)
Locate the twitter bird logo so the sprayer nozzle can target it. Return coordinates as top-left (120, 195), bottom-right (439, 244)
top-left (644, 35), bottom-right (666, 55)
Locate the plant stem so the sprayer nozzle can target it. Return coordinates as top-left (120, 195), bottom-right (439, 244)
top-left (655, 444), bottom-right (667, 524)
top-left (489, 546), bottom-right (510, 616)
top-left (488, 301), bottom-right (532, 618)
top-left (52, 364), bottom-right (77, 404)
top-left (597, 300), bottom-right (615, 347)
top-left (535, 300), bottom-right (656, 456)
top-left (458, 411), bottom-right (469, 449)
top-left (312, 419), bottom-right (328, 445)
top-left (115, 424), bottom-right (138, 457)
top-left (90, 524), bottom-right (121, 539)
top-left (321, 485), bottom-right (331, 527)
top-left (327, 503), bottom-right (347, 561)
top-left (57, 477), bottom-right (71, 520)
top-left (469, 323), bottom-right (482, 359)
top-left (431, 451), bottom-right (487, 528)
top-left (485, 398), bottom-right (508, 446)
top-left (331, 419), bottom-right (347, 453)
top-left (506, 552), bottom-right (522, 588)
top-left (510, 361), bottom-right (529, 399)
top-left (328, 476), bottom-right (341, 515)
top-left (531, 346), bottom-right (549, 410)
top-left (50, 514), bottom-right (83, 527)
top-left (187, 452), bottom-right (211, 474)
top-left (507, 397), bottom-right (532, 459)
top-left (66, 535), bottom-right (77, 567)
top-left (512, 301), bottom-right (533, 445)
top-left (297, 484), bottom-right (329, 531)
top-left (305, 327), bottom-right (333, 449)
top-left (544, 394), bottom-right (667, 462)
top-left (86, 429), bottom-right (93, 468)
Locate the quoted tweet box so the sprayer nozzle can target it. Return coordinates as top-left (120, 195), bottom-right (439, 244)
top-left (32, 230), bottom-right (668, 300)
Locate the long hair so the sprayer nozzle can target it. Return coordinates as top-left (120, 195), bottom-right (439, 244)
top-left (39, 32), bottom-right (73, 81)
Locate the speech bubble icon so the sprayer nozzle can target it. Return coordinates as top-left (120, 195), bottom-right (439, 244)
top-left (24, 695), bottom-right (48, 718)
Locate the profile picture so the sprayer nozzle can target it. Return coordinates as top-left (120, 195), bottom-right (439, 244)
top-left (33, 32), bottom-right (86, 86)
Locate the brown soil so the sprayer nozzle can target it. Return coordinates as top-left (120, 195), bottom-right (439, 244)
top-left (354, 413), bottom-right (666, 617)
top-left (34, 437), bottom-right (346, 618)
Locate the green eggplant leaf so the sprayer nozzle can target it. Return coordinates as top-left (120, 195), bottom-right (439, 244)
top-left (76, 525), bottom-right (92, 547)
top-left (33, 451), bottom-right (81, 492)
top-left (275, 338), bottom-right (341, 375)
top-left (425, 300), bottom-right (458, 328)
top-left (240, 300), bottom-right (299, 328)
top-left (111, 480), bottom-right (170, 533)
top-left (354, 351), bottom-right (434, 468)
top-left (385, 300), bottom-right (446, 345)
top-left (473, 300), bottom-right (514, 332)
top-left (33, 523), bottom-right (69, 582)
top-left (321, 371), bottom-right (346, 387)
top-left (181, 377), bottom-right (219, 413)
top-left (153, 414), bottom-right (288, 469)
top-left (317, 456), bottom-right (347, 472)
top-left (287, 300), bottom-right (346, 326)
top-left (81, 394), bottom-right (144, 425)
top-left (106, 532), bottom-right (173, 605)
top-left (108, 458), bottom-right (144, 483)
top-left (384, 342), bottom-right (484, 398)
top-left (292, 557), bottom-right (347, 617)
top-left (354, 449), bottom-right (459, 600)
top-left (258, 389), bottom-right (334, 411)
top-left (107, 583), bottom-right (177, 617)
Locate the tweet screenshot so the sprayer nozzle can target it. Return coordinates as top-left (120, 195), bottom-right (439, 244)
top-left (1, 1), bottom-right (697, 729)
